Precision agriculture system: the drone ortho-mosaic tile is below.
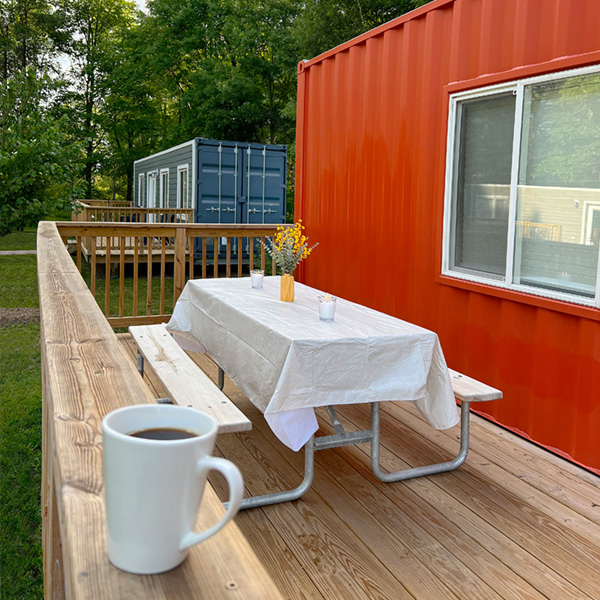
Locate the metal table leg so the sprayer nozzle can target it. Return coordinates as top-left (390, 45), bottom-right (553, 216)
top-left (228, 401), bottom-right (470, 509)
top-left (370, 401), bottom-right (470, 482)
top-left (235, 407), bottom-right (374, 510)
top-left (226, 436), bottom-right (315, 510)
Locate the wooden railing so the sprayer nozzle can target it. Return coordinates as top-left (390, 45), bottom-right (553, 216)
top-left (516, 221), bottom-right (562, 242)
top-left (55, 221), bottom-right (283, 328)
top-left (75, 199), bottom-right (133, 209)
top-left (72, 202), bottom-right (193, 225)
top-left (71, 202), bottom-right (196, 261)
top-left (38, 220), bottom-right (283, 599)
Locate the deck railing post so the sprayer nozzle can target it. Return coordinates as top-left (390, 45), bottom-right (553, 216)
top-left (55, 221), bottom-right (287, 328)
top-left (174, 227), bottom-right (187, 304)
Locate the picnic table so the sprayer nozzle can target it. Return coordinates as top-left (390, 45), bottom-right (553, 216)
top-left (163, 276), bottom-right (495, 509)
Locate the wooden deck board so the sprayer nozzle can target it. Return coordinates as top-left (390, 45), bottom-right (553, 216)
top-left (116, 333), bottom-right (600, 600)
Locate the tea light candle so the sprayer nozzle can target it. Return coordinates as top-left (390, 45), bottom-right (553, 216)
top-left (250, 269), bottom-right (264, 289)
top-left (318, 293), bottom-right (337, 321)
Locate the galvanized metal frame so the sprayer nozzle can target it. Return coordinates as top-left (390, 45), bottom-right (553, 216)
top-left (139, 361), bottom-right (471, 510)
top-left (236, 398), bottom-right (472, 510)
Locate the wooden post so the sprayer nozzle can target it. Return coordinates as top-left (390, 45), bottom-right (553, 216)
top-left (105, 237), bottom-right (111, 317)
top-left (160, 237), bottom-right (167, 315)
top-left (133, 237), bottom-right (139, 317)
top-left (91, 238), bottom-right (97, 297)
top-left (147, 237), bottom-right (153, 316)
top-left (40, 310), bottom-right (66, 599)
top-left (188, 236), bottom-right (195, 282)
top-left (119, 237), bottom-right (125, 318)
top-left (226, 238), bottom-right (231, 278)
top-left (174, 228), bottom-right (187, 304)
top-left (76, 237), bottom-right (82, 273)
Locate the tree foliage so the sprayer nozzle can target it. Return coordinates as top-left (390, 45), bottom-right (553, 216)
top-left (294, 0), bottom-right (431, 59)
top-left (0, 0), bottom-right (434, 234)
top-left (0, 70), bottom-right (82, 235)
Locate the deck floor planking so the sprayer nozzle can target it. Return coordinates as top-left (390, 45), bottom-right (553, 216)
top-left (116, 333), bottom-right (600, 600)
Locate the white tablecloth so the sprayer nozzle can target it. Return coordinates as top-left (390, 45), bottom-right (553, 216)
top-left (167, 276), bottom-right (459, 450)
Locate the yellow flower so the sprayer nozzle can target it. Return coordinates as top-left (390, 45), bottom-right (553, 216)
top-left (262, 221), bottom-right (318, 274)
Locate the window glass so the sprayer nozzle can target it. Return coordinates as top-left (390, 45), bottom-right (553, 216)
top-left (160, 171), bottom-right (169, 208)
top-left (453, 94), bottom-right (515, 276)
top-left (514, 73), bottom-right (600, 297)
top-left (178, 167), bottom-right (189, 209)
top-left (137, 174), bottom-right (143, 207)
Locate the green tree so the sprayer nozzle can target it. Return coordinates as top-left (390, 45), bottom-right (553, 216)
top-left (294, 0), bottom-right (433, 59)
top-left (0, 70), bottom-right (82, 235)
top-left (146, 0), bottom-right (300, 145)
top-left (58, 0), bottom-right (136, 198)
top-left (0, 0), bottom-right (67, 79)
top-left (97, 20), bottom-right (168, 201)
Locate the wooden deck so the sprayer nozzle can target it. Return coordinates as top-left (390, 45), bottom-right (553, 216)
top-left (117, 333), bottom-right (600, 600)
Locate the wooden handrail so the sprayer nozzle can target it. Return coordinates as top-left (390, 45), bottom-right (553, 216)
top-left (38, 220), bottom-right (283, 599)
top-left (55, 221), bottom-right (284, 328)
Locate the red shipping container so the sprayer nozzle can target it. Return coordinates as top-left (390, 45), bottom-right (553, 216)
top-left (295, 0), bottom-right (600, 474)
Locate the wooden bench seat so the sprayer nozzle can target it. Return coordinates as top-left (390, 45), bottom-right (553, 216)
top-left (130, 322), bottom-right (502, 507)
top-left (129, 324), bottom-right (252, 434)
top-left (448, 368), bottom-right (503, 403)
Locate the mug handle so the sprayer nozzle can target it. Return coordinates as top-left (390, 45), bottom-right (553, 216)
top-left (179, 456), bottom-right (244, 551)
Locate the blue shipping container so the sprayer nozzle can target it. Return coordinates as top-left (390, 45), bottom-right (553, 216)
top-left (133, 137), bottom-right (287, 264)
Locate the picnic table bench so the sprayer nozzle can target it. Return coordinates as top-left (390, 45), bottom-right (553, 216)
top-left (130, 324), bottom-right (251, 434)
top-left (130, 309), bottom-right (502, 509)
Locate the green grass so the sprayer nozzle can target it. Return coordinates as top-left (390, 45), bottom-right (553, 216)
top-left (0, 255), bottom-right (39, 308)
top-left (0, 323), bottom-right (43, 600)
top-left (80, 262), bottom-right (175, 318)
top-left (1, 224), bottom-right (43, 599)
top-left (0, 228), bottom-right (37, 251)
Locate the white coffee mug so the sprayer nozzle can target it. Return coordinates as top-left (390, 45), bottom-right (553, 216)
top-left (102, 404), bottom-right (244, 574)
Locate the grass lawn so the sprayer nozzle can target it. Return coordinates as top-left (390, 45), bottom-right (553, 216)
top-left (0, 231), bottom-right (43, 599)
top-left (0, 228), bottom-right (37, 251)
top-left (0, 255), bottom-right (39, 308)
top-left (80, 261), bottom-right (175, 319)
top-left (0, 324), bottom-right (43, 599)
top-left (0, 224), bottom-right (181, 598)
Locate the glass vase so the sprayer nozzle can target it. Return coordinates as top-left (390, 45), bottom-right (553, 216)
top-left (280, 273), bottom-right (294, 302)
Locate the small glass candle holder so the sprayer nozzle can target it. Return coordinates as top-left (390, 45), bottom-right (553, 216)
top-left (318, 294), bottom-right (337, 321)
top-left (250, 269), bottom-right (264, 289)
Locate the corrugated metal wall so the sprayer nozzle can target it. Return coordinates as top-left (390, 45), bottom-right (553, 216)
top-left (295, 0), bottom-right (600, 474)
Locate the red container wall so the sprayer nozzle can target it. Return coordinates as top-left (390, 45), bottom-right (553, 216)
top-left (295, 0), bottom-right (600, 474)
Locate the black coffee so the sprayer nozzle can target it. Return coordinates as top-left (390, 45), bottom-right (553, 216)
top-left (129, 427), bottom-right (198, 441)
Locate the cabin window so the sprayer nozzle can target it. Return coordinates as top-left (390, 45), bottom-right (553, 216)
top-left (444, 65), bottom-right (600, 307)
top-left (147, 172), bottom-right (157, 209)
top-left (137, 174), bottom-right (144, 207)
top-left (177, 165), bottom-right (190, 209)
top-left (160, 168), bottom-right (169, 208)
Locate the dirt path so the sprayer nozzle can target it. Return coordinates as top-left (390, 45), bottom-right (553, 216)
top-left (0, 308), bottom-right (40, 327)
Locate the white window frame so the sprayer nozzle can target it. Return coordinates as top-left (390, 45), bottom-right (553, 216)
top-left (159, 168), bottom-right (169, 208)
top-left (147, 172), bottom-right (157, 209)
top-left (443, 63), bottom-right (600, 309)
top-left (137, 174), bottom-right (144, 207)
top-left (582, 202), bottom-right (600, 245)
top-left (177, 164), bottom-right (190, 209)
